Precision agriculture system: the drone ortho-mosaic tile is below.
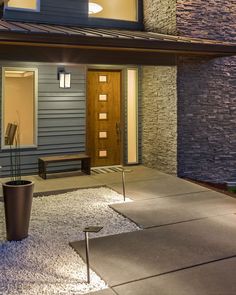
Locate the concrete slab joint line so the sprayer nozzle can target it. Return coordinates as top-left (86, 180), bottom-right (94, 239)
top-left (70, 214), bottom-right (236, 288)
top-left (108, 176), bottom-right (209, 201)
top-left (110, 190), bottom-right (236, 229)
top-left (113, 257), bottom-right (236, 295)
top-left (1, 166), bottom-right (236, 294)
top-left (90, 289), bottom-right (117, 295)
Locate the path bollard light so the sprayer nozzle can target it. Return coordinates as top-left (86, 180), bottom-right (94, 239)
top-left (121, 168), bottom-right (132, 202)
top-left (83, 226), bottom-right (103, 284)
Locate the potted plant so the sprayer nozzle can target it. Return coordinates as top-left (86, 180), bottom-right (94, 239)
top-left (2, 122), bottom-right (34, 241)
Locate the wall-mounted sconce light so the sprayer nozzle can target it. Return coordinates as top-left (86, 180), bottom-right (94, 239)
top-left (58, 68), bottom-right (71, 88)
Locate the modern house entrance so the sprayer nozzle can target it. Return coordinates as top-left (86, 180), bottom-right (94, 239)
top-left (0, 16), bottom-right (234, 177)
top-left (87, 70), bottom-right (121, 167)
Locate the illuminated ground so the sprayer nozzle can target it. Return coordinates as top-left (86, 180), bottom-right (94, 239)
top-left (0, 187), bottom-right (138, 295)
top-left (1, 166), bottom-right (236, 294)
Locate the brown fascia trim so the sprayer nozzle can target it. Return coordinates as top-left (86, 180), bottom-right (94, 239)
top-left (0, 32), bottom-right (235, 56)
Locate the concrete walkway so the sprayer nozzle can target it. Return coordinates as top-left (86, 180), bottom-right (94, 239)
top-left (1, 166), bottom-right (236, 294)
top-left (69, 166), bottom-right (236, 295)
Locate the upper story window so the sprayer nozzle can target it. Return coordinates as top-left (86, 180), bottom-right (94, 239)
top-left (89, 0), bottom-right (137, 22)
top-left (6, 0), bottom-right (40, 11)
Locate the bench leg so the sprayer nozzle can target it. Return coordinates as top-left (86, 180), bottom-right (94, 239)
top-left (81, 158), bottom-right (91, 175)
top-left (38, 159), bottom-right (47, 180)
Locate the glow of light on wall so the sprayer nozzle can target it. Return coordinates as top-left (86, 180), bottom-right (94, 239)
top-left (89, 2), bottom-right (103, 14)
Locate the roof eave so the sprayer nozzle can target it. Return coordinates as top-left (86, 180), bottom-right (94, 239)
top-left (0, 32), bottom-right (235, 56)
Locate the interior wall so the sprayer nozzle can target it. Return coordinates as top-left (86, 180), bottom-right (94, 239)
top-left (4, 76), bottom-right (34, 146)
top-left (7, 0), bottom-right (37, 10)
top-left (89, 0), bottom-right (137, 21)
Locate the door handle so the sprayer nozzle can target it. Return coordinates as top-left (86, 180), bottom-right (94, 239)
top-left (116, 122), bottom-right (120, 135)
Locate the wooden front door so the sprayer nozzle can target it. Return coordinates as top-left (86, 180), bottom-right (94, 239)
top-left (87, 70), bottom-right (121, 167)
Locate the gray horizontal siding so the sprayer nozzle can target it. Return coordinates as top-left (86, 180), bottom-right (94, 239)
top-left (0, 62), bottom-right (86, 177)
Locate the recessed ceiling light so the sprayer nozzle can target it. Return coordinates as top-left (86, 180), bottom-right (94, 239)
top-left (89, 2), bottom-right (103, 14)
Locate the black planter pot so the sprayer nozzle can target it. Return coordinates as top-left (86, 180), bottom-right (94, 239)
top-left (3, 180), bottom-right (34, 241)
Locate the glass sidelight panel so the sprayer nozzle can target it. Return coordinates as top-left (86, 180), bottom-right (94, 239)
top-left (99, 112), bottom-right (108, 120)
top-left (99, 150), bottom-right (107, 157)
top-left (99, 75), bottom-right (107, 82)
top-left (99, 94), bottom-right (108, 101)
top-left (2, 68), bottom-right (38, 148)
top-left (127, 68), bottom-right (138, 164)
top-left (99, 131), bottom-right (107, 138)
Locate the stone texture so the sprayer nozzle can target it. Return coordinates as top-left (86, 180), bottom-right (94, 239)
top-left (176, 0), bottom-right (236, 183)
top-left (177, 0), bottom-right (236, 41)
top-left (141, 66), bottom-right (177, 174)
top-left (177, 56), bottom-right (236, 182)
top-left (142, 53), bottom-right (236, 182)
top-left (142, 0), bottom-right (177, 175)
top-left (141, 0), bottom-right (236, 182)
top-left (143, 0), bottom-right (176, 34)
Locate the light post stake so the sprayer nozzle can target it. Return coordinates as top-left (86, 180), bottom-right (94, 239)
top-left (84, 231), bottom-right (90, 283)
top-left (83, 226), bottom-right (103, 284)
top-left (122, 169), bottom-right (126, 202)
top-left (121, 168), bottom-right (132, 202)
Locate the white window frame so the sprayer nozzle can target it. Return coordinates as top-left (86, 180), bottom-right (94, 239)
top-left (5, 0), bottom-right (40, 12)
top-left (1, 67), bottom-right (38, 149)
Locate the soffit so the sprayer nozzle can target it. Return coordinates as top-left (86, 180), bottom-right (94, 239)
top-left (0, 20), bottom-right (235, 60)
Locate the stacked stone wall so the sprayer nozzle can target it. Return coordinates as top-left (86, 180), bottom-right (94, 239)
top-left (177, 0), bottom-right (236, 41)
top-left (141, 66), bottom-right (177, 174)
top-left (177, 56), bottom-right (236, 182)
top-left (142, 0), bottom-right (236, 181)
top-left (177, 0), bottom-right (236, 182)
top-left (143, 0), bottom-right (176, 34)
top-left (142, 0), bottom-right (177, 174)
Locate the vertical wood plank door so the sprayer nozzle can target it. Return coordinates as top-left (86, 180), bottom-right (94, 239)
top-left (87, 70), bottom-right (121, 167)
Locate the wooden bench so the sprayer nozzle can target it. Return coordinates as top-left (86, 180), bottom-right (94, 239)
top-left (38, 154), bottom-right (91, 179)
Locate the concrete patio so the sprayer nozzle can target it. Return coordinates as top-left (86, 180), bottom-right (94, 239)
top-left (1, 165), bottom-right (236, 294)
top-left (70, 166), bottom-right (236, 295)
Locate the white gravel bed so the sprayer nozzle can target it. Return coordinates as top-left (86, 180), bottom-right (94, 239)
top-left (0, 187), bottom-right (139, 295)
